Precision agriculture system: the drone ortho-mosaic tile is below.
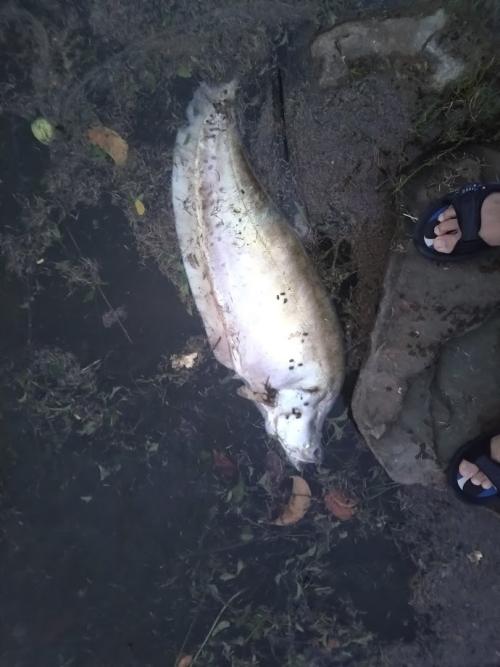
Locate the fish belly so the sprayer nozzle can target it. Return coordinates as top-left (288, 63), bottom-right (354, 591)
top-left (172, 81), bottom-right (344, 403)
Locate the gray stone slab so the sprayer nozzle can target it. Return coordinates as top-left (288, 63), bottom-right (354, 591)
top-left (352, 146), bottom-right (500, 486)
top-left (432, 314), bottom-right (500, 464)
top-left (311, 9), bottom-right (463, 90)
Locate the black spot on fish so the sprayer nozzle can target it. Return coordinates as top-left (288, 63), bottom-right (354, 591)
top-left (292, 408), bottom-right (302, 419)
top-left (298, 363), bottom-right (303, 367)
top-left (288, 366), bottom-right (294, 371)
top-left (264, 380), bottom-right (277, 406)
top-left (284, 298), bottom-right (288, 304)
top-left (289, 359), bottom-right (294, 362)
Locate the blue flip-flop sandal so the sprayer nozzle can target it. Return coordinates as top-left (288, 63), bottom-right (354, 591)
top-left (448, 433), bottom-right (500, 507)
top-left (414, 182), bottom-right (500, 261)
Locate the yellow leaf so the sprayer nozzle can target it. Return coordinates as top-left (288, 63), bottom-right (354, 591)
top-left (87, 126), bottom-right (128, 166)
top-left (134, 198), bottom-right (145, 216)
top-left (31, 117), bottom-right (54, 145)
top-left (273, 476), bottom-right (311, 526)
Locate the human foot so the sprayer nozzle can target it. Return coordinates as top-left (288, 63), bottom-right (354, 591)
top-left (414, 182), bottom-right (500, 260)
top-left (458, 434), bottom-right (500, 490)
top-left (433, 191), bottom-right (500, 254)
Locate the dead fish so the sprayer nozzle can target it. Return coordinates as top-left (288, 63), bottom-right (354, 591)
top-left (172, 81), bottom-right (345, 467)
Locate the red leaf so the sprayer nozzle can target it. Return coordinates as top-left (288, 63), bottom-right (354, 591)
top-left (324, 489), bottom-right (357, 521)
top-left (212, 449), bottom-right (237, 479)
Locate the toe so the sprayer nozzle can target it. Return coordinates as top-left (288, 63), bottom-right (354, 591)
top-left (438, 205), bottom-right (457, 222)
top-left (490, 434), bottom-right (500, 463)
top-left (434, 231), bottom-right (461, 253)
top-left (471, 471), bottom-right (489, 486)
top-left (459, 459), bottom-right (478, 479)
top-left (481, 477), bottom-right (493, 490)
top-left (434, 218), bottom-right (459, 236)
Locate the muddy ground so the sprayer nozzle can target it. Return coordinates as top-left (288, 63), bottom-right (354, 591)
top-left (2, 1), bottom-right (500, 666)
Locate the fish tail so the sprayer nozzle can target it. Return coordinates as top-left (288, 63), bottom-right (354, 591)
top-left (173, 80), bottom-right (237, 166)
top-left (187, 80), bottom-right (238, 124)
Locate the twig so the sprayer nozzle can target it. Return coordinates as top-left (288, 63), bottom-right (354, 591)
top-left (65, 227), bottom-right (134, 344)
top-left (363, 483), bottom-right (400, 501)
top-left (189, 589), bottom-right (245, 666)
top-left (174, 613), bottom-right (199, 667)
top-left (390, 141), bottom-right (466, 195)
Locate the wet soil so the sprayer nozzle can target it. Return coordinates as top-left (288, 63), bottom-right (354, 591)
top-left (1, 1), bottom-right (500, 666)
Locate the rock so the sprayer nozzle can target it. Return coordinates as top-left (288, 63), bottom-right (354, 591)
top-left (432, 314), bottom-right (500, 463)
top-left (352, 146), bottom-right (500, 486)
top-left (311, 9), bottom-right (463, 90)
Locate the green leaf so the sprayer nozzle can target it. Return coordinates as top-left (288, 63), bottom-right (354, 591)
top-left (212, 620), bottom-right (230, 637)
top-left (240, 526), bottom-right (253, 542)
top-left (177, 63), bottom-right (192, 78)
top-left (231, 477), bottom-right (245, 504)
top-left (31, 117), bottom-right (54, 145)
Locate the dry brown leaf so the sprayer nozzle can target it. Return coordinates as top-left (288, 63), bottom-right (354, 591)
top-left (177, 656), bottom-right (192, 667)
top-left (87, 126), bottom-right (128, 166)
top-left (273, 475), bottom-right (311, 526)
top-left (324, 489), bottom-right (357, 521)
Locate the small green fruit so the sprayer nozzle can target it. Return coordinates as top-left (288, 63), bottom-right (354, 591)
top-left (31, 117), bottom-right (55, 145)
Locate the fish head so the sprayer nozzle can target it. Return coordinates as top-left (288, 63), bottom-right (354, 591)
top-left (261, 387), bottom-right (335, 468)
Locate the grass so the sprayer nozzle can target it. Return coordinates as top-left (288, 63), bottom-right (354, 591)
top-left (54, 257), bottom-right (104, 299)
top-left (447, 0), bottom-right (500, 24)
top-left (12, 349), bottom-right (127, 446)
top-left (389, 53), bottom-right (500, 224)
top-left (414, 57), bottom-right (500, 146)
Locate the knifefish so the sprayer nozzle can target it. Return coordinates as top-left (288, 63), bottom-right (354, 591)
top-left (172, 81), bottom-right (345, 467)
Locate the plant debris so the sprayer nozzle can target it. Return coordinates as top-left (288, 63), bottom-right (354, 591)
top-left (324, 488), bottom-right (358, 521)
top-left (171, 351), bottom-right (199, 370)
top-left (102, 305), bottom-right (127, 329)
top-left (212, 449), bottom-right (237, 480)
top-left (87, 126), bottom-right (128, 166)
top-left (273, 475), bottom-right (312, 526)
